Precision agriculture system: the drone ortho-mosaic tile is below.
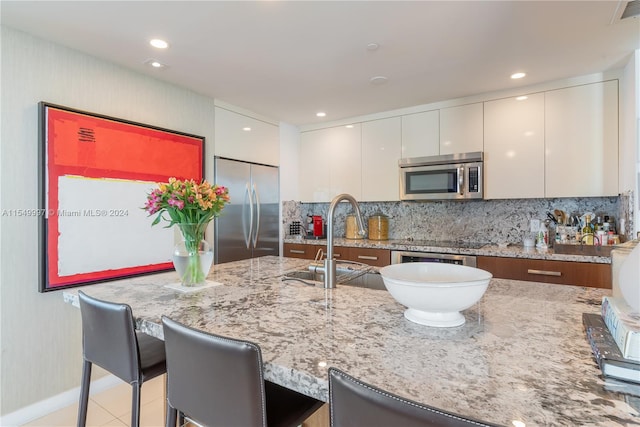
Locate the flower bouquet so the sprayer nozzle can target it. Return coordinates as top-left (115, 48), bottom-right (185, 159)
top-left (144, 178), bottom-right (230, 286)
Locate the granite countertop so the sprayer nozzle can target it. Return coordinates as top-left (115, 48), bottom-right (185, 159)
top-left (63, 256), bottom-right (639, 426)
top-left (284, 237), bottom-right (613, 264)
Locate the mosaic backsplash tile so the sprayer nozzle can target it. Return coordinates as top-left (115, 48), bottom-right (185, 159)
top-left (283, 192), bottom-right (634, 245)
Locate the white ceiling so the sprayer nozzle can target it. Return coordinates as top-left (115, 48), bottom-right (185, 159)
top-left (2, 1), bottom-right (639, 126)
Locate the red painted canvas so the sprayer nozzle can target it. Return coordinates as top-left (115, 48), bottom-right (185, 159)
top-left (39, 103), bottom-right (204, 291)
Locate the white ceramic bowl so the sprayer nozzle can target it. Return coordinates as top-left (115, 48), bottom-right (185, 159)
top-left (379, 263), bottom-right (492, 327)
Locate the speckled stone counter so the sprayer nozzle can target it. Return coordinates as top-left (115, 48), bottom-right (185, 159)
top-left (284, 237), bottom-right (612, 264)
top-left (63, 256), bottom-right (639, 426)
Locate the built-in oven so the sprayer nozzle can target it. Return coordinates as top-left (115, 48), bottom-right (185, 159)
top-left (399, 152), bottom-right (483, 201)
top-left (391, 250), bottom-right (477, 267)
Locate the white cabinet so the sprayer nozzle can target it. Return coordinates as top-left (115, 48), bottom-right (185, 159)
top-left (299, 125), bottom-right (361, 202)
top-left (298, 129), bottom-right (329, 202)
top-left (544, 80), bottom-right (618, 197)
top-left (439, 103), bottom-right (483, 155)
top-left (401, 110), bottom-right (439, 159)
top-left (484, 93), bottom-right (545, 199)
top-left (214, 106), bottom-right (279, 166)
top-left (362, 117), bottom-right (402, 201)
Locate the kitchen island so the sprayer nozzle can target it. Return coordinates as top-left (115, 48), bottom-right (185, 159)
top-left (63, 256), bottom-right (639, 426)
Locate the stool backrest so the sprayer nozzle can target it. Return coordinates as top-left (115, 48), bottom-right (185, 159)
top-left (78, 291), bottom-right (140, 384)
top-left (329, 368), bottom-right (498, 427)
top-left (162, 316), bottom-right (267, 427)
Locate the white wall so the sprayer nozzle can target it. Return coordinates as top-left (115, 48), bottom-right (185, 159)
top-left (279, 122), bottom-right (300, 201)
top-left (278, 122), bottom-right (300, 254)
top-left (620, 50), bottom-right (639, 236)
top-left (0, 26), bottom-right (216, 415)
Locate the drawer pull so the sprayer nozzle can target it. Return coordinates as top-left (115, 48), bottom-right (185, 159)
top-left (527, 269), bottom-right (562, 277)
top-left (289, 249), bottom-right (305, 254)
top-left (358, 255), bottom-right (379, 261)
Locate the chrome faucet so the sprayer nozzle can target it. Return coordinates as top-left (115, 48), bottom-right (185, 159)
top-left (324, 193), bottom-right (365, 288)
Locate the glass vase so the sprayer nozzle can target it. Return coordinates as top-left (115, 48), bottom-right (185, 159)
top-left (172, 223), bottom-right (213, 287)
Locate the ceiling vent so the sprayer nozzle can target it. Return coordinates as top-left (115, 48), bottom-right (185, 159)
top-left (621, 0), bottom-right (640, 19)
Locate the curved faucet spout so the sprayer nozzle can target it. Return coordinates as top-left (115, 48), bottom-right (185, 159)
top-left (325, 193), bottom-right (365, 288)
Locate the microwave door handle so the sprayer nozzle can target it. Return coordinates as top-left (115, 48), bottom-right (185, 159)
top-left (458, 166), bottom-right (465, 196)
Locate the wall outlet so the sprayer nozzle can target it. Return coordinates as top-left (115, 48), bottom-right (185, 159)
top-left (530, 219), bottom-right (541, 232)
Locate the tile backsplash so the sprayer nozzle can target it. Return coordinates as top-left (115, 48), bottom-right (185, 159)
top-left (283, 191), bottom-right (634, 245)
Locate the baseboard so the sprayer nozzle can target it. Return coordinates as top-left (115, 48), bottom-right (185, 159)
top-left (0, 374), bottom-right (122, 427)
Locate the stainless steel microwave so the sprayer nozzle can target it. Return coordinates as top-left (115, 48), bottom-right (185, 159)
top-left (399, 152), bottom-right (483, 201)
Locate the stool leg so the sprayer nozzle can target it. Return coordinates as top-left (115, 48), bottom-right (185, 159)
top-left (77, 360), bottom-right (92, 427)
top-left (165, 404), bottom-right (177, 427)
top-left (131, 382), bottom-right (141, 427)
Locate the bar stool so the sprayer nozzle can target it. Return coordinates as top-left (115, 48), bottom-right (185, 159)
top-left (328, 367), bottom-right (499, 427)
top-left (162, 316), bottom-right (323, 427)
top-left (77, 291), bottom-right (167, 427)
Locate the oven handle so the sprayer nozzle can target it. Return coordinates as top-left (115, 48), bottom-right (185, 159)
top-left (458, 166), bottom-right (465, 196)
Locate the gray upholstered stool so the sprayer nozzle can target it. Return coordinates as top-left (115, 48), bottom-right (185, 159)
top-left (77, 291), bottom-right (167, 427)
top-left (328, 367), bottom-right (500, 427)
top-left (162, 316), bottom-right (323, 427)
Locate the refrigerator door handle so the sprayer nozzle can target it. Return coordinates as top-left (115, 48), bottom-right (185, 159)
top-left (243, 183), bottom-right (253, 249)
top-left (252, 184), bottom-right (261, 248)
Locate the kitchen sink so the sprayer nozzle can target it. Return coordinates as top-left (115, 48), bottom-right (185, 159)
top-left (282, 269), bottom-right (386, 290)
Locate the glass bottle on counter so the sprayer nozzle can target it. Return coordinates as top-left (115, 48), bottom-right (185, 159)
top-left (582, 214), bottom-right (594, 245)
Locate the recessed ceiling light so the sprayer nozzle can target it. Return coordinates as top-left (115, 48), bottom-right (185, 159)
top-left (366, 43), bottom-right (380, 51)
top-left (242, 127), bottom-right (252, 131)
top-left (345, 124), bottom-right (354, 128)
top-left (511, 72), bottom-right (526, 79)
top-left (150, 39), bottom-right (169, 49)
top-left (370, 76), bottom-right (388, 85)
top-left (516, 96), bottom-right (528, 101)
top-left (144, 59), bottom-right (167, 69)
top-left (316, 112), bottom-right (326, 117)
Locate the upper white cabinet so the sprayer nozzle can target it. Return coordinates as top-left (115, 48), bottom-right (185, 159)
top-left (544, 80), bottom-right (618, 197)
top-left (362, 117), bottom-right (402, 201)
top-left (299, 125), bottom-right (361, 202)
top-left (401, 110), bottom-right (439, 159)
top-left (439, 103), bottom-right (483, 155)
top-left (296, 78), bottom-right (620, 202)
top-left (214, 106), bottom-right (279, 166)
top-left (484, 93), bottom-right (545, 199)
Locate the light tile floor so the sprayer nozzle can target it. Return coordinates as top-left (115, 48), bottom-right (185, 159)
top-left (22, 375), bottom-right (166, 427)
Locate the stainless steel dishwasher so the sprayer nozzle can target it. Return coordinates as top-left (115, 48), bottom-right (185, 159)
top-left (391, 250), bottom-right (477, 267)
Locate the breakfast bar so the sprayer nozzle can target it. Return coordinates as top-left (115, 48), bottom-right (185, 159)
top-left (63, 256), bottom-right (640, 426)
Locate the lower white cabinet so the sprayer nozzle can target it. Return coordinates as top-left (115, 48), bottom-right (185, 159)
top-left (544, 80), bottom-right (618, 197)
top-left (484, 93), bottom-right (545, 199)
top-left (362, 117), bottom-right (402, 201)
top-left (214, 106), bottom-right (279, 166)
top-left (299, 125), bottom-right (361, 202)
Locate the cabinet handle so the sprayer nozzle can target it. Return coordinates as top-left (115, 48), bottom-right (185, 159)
top-left (289, 249), bottom-right (305, 254)
top-left (334, 254), bottom-right (342, 258)
top-left (527, 269), bottom-right (562, 277)
top-left (358, 255), bottom-right (379, 261)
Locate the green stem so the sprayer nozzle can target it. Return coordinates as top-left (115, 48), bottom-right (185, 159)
top-left (178, 224), bottom-right (207, 286)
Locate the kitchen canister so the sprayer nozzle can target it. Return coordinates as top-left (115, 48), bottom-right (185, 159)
top-left (345, 214), bottom-right (364, 239)
top-left (368, 211), bottom-right (389, 240)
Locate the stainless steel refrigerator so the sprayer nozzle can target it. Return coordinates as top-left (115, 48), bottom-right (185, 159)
top-left (214, 157), bottom-right (280, 264)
